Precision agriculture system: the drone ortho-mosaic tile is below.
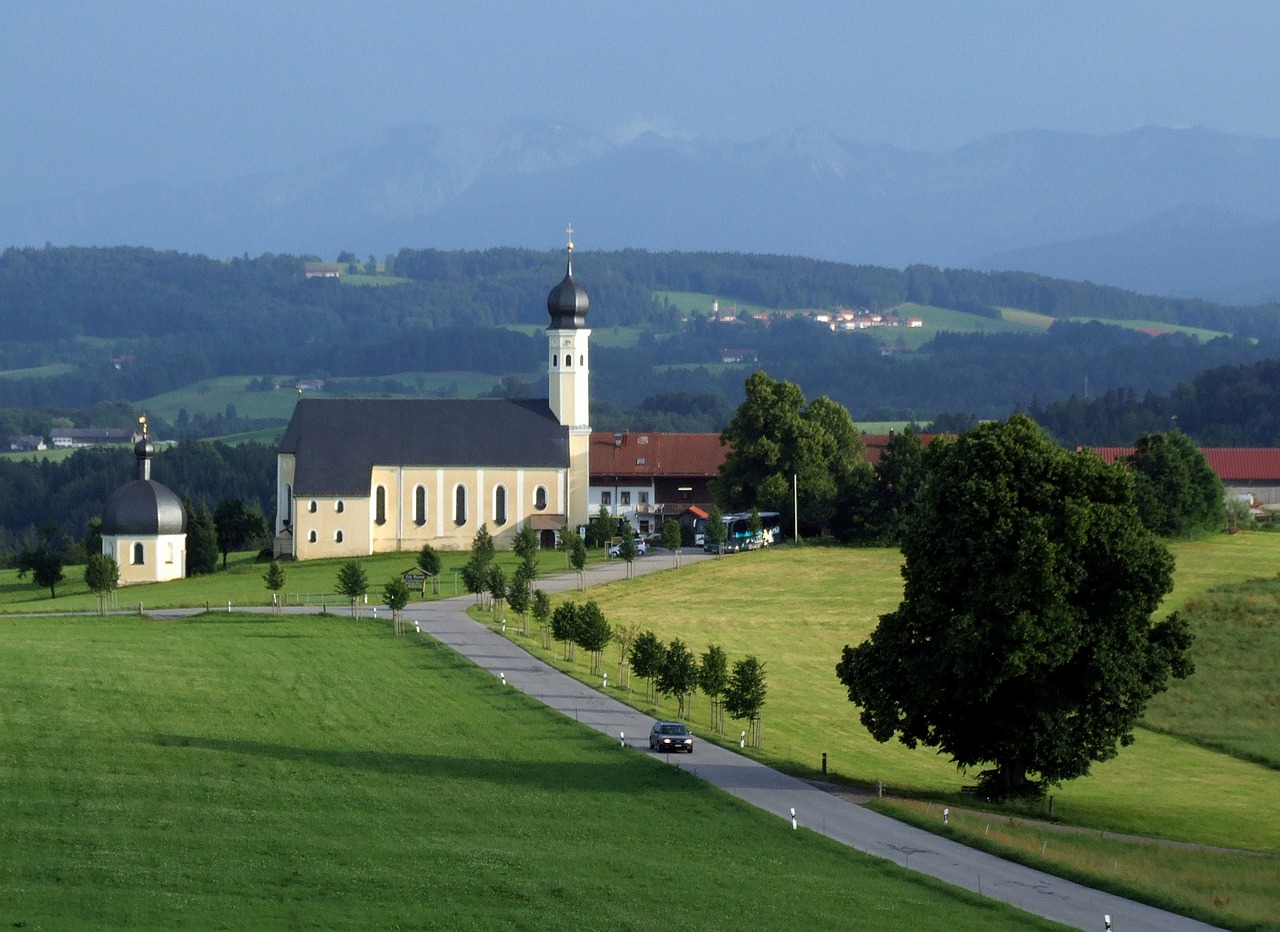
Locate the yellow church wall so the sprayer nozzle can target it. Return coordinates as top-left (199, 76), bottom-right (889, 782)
top-left (106, 533), bottom-right (186, 585)
top-left (288, 464), bottom-right (570, 559)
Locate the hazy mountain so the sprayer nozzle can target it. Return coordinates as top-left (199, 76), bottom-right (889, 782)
top-left (5, 122), bottom-right (1280, 301)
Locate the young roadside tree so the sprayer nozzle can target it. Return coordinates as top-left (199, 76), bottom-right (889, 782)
top-left (629, 630), bottom-right (666, 705)
top-left (836, 415), bottom-right (1194, 799)
top-left (569, 534), bottom-right (587, 589)
top-left (656, 638), bottom-right (699, 720)
top-left (617, 533), bottom-right (638, 579)
top-left (532, 589), bottom-right (552, 649)
top-left (699, 645), bottom-right (729, 734)
top-left (557, 524), bottom-right (574, 568)
top-left (613, 621), bottom-right (641, 688)
top-left (512, 524), bottom-right (539, 577)
top-left (585, 505), bottom-right (613, 549)
top-left (1127, 431), bottom-right (1225, 538)
top-left (575, 600), bottom-right (613, 676)
top-left (550, 601), bottom-right (580, 661)
top-left (383, 577), bottom-right (411, 632)
top-left (336, 560), bottom-right (368, 618)
top-left (263, 559), bottom-right (286, 612)
top-left (724, 655), bottom-right (768, 747)
top-left (705, 504), bottom-right (727, 557)
top-left (661, 518), bottom-right (682, 567)
top-left (486, 564), bottom-right (507, 624)
top-left (462, 524), bottom-right (495, 606)
top-left (84, 552), bottom-right (119, 615)
top-left (507, 567), bottom-right (532, 635)
top-left (417, 543), bottom-right (442, 594)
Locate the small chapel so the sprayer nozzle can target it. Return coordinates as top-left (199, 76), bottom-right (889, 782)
top-left (101, 418), bottom-right (188, 584)
top-left (273, 238), bottom-right (592, 559)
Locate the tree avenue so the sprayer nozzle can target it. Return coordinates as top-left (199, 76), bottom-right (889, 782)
top-left (836, 415), bottom-right (1195, 798)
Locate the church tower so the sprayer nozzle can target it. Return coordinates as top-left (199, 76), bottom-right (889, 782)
top-left (546, 228), bottom-right (591, 528)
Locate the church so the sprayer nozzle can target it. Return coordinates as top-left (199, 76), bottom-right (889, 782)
top-left (273, 240), bottom-right (592, 558)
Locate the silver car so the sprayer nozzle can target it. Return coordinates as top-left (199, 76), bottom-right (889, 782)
top-left (649, 721), bottom-right (694, 753)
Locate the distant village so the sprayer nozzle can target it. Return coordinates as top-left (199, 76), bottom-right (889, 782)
top-left (707, 300), bottom-right (924, 361)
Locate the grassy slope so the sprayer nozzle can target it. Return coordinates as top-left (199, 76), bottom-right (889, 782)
top-left (0, 612), bottom-right (1068, 931)
top-left (488, 538), bottom-right (1280, 930)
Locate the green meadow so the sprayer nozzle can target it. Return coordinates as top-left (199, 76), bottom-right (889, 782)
top-left (491, 535), bottom-right (1280, 930)
top-left (0, 612), bottom-right (1070, 931)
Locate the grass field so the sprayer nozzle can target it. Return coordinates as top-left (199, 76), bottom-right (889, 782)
top-left (0, 363), bottom-right (75, 380)
top-left (486, 537), bottom-right (1280, 929)
top-left (0, 612), bottom-right (1071, 931)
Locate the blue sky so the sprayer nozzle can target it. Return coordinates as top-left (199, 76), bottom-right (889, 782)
top-left (4, 1), bottom-right (1278, 203)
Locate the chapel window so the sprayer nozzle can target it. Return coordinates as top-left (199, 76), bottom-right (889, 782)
top-left (375, 486), bottom-right (386, 526)
top-left (132, 542), bottom-right (145, 565)
top-left (534, 486), bottom-right (547, 511)
top-left (454, 485), bottom-right (467, 526)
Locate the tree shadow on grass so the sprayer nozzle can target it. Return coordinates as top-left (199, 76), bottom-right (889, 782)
top-left (152, 733), bottom-right (691, 794)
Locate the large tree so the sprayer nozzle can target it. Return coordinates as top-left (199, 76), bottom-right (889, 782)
top-left (213, 498), bottom-right (268, 568)
top-left (17, 524), bottom-right (65, 598)
top-left (716, 370), bottom-right (869, 538)
top-left (836, 415), bottom-right (1194, 798)
top-left (1127, 431), bottom-right (1225, 538)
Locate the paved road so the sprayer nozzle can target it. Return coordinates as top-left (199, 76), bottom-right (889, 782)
top-left (154, 549), bottom-right (1224, 931)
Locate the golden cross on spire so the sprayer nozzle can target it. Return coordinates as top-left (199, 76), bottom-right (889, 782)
top-left (566, 222), bottom-right (574, 253)
top-left (138, 414), bottom-right (148, 438)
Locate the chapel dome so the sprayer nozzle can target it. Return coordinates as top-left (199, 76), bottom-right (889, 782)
top-left (546, 246), bottom-right (589, 330)
top-left (101, 437), bottom-right (187, 536)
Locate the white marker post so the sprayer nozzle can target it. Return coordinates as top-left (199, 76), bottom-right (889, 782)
top-left (500, 673), bottom-right (506, 686)
top-left (790, 807), bottom-right (797, 830)
top-left (740, 731), bottom-right (746, 749)
top-left (943, 807), bottom-right (949, 825)
top-left (602, 672), bottom-right (608, 689)
top-left (619, 731), bottom-right (625, 747)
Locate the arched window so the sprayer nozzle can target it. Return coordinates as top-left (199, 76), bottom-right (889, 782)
top-left (308, 500), bottom-right (317, 513)
top-left (414, 486), bottom-right (427, 526)
top-left (375, 486), bottom-right (386, 525)
top-left (494, 485), bottom-right (507, 526)
top-left (308, 530), bottom-right (317, 543)
top-left (552, 354), bottom-right (558, 367)
top-left (565, 355), bottom-right (572, 367)
top-left (335, 530), bottom-right (344, 543)
top-left (132, 542), bottom-right (145, 565)
top-left (284, 483), bottom-right (293, 523)
top-left (534, 485), bottom-right (548, 511)
top-left (335, 500), bottom-right (345, 513)
top-left (454, 485), bottom-right (467, 526)
top-left (580, 354), bottom-right (585, 366)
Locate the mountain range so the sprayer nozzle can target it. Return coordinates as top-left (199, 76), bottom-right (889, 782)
top-left (6, 122), bottom-right (1280, 303)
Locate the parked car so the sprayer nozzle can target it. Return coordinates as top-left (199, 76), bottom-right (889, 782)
top-left (608, 537), bottom-right (647, 557)
top-left (649, 721), bottom-right (694, 753)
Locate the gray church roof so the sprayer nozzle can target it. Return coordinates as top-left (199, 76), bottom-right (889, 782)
top-left (280, 397), bottom-right (570, 496)
top-left (101, 438), bottom-right (187, 535)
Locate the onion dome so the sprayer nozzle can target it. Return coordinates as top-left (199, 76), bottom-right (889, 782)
top-left (101, 435), bottom-right (186, 535)
top-left (546, 235), bottom-right (589, 330)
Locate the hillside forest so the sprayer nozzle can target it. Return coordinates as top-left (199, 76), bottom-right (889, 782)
top-left (3, 244), bottom-right (1280, 557)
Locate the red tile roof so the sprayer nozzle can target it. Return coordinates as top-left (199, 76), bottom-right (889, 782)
top-left (1091, 446), bottom-right (1280, 481)
top-left (590, 431), bottom-right (727, 478)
